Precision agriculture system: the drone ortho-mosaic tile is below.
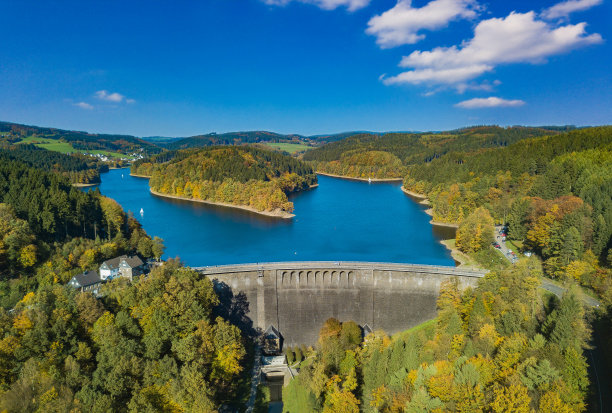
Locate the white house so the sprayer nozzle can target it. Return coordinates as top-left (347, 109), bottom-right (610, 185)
top-left (99, 255), bottom-right (145, 281)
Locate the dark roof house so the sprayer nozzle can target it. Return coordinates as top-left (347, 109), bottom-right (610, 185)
top-left (69, 270), bottom-right (104, 294)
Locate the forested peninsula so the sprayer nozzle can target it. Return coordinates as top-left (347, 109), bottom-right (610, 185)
top-left (131, 146), bottom-right (317, 217)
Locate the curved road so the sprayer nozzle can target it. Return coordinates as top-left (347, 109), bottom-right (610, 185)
top-left (494, 227), bottom-right (607, 412)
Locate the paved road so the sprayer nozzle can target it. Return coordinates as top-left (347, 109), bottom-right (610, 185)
top-left (493, 225), bottom-right (518, 264)
top-left (245, 345), bottom-right (262, 413)
top-left (540, 278), bottom-right (601, 308)
top-left (492, 226), bottom-right (601, 308)
top-left (538, 278), bottom-right (608, 413)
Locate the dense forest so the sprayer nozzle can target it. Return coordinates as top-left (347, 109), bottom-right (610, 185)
top-left (0, 121), bottom-right (608, 411)
top-left (0, 151), bottom-right (257, 411)
top-left (0, 144), bottom-right (107, 184)
top-left (132, 146), bottom-right (317, 214)
top-left (0, 121), bottom-right (162, 154)
top-left (303, 126), bottom-right (561, 178)
top-left (0, 260), bottom-right (251, 411)
top-left (402, 127), bottom-right (612, 296)
top-left (0, 158), bottom-right (163, 299)
top-left (281, 125), bottom-right (612, 412)
top-left (304, 126), bottom-right (612, 299)
top-left (284, 262), bottom-right (590, 412)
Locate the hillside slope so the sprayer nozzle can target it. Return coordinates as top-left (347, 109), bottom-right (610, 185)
top-left (304, 126), bottom-right (561, 179)
top-left (0, 121), bottom-right (162, 155)
top-left (132, 146), bottom-right (317, 215)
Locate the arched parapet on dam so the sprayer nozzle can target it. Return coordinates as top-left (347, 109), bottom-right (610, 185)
top-left (194, 262), bottom-right (486, 347)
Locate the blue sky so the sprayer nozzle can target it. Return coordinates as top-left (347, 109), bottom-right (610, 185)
top-left (0, 0), bottom-right (610, 136)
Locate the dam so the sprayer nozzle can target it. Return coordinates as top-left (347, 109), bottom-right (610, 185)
top-left (195, 262), bottom-right (486, 346)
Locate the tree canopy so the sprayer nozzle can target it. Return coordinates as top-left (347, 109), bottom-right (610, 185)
top-left (132, 146), bottom-right (317, 214)
top-left (283, 261), bottom-right (590, 412)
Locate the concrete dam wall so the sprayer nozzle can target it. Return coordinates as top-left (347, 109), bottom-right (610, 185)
top-left (195, 262), bottom-right (485, 347)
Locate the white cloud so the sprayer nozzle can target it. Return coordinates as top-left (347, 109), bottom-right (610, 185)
top-left (455, 97), bottom-right (526, 108)
top-left (126, 98), bottom-right (136, 104)
top-left (366, 0), bottom-right (480, 48)
top-left (74, 102), bottom-right (94, 110)
top-left (383, 65), bottom-right (492, 85)
top-left (542, 0), bottom-right (602, 20)
top-left (384, 11), bottom-right (602, 88)
top-left (95, 90), bottom-right (125, 102)
top-left (263, 0), bottom-right (369, 11)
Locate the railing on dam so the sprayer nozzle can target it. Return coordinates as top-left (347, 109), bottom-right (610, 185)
top-left (193, 261), bottom-right (487, 278)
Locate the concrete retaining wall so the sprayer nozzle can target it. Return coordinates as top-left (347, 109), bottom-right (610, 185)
top-left (195, 262), bottom-right (484, 347)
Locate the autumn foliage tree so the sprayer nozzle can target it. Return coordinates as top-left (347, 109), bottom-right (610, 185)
top-left (456, 207), bottom-right (495, 254)
top-left (283, 261), bottom-right (590, 412)
top-left (133, 146), bottom-right (316, 214)
top-left (0, 261), bottom-right (248, 412)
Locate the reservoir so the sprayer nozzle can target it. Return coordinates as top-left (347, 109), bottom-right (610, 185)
top-left (90, 168), bottom-right (455, 267)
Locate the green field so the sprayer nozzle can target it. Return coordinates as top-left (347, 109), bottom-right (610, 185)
top-left (264, 142), bottom-right (312, 154)
top-left (16, 136), bottom-right (133, 159)
top-left (18, 135), bottom-right (75, 153)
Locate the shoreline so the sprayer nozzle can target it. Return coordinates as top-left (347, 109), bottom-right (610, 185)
top-left (131, 173), bottom-right (318, 191)
top-left (401, 186), bottom-right (430, 206)
top-left (316, 171), bottom-right (403, 182)
top-left (440, 239), bottom-right (475, 269)
top-left (440, 239), bottom-right (487, 271)
top-left (149, 189), bottom-right (295, 219)
top-left (400, 186), bottom-right (459, 229)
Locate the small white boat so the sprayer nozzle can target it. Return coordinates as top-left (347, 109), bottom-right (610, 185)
top-left (368, 177), bottom-right (372, 183)
top-left (140, 208), bottom-right (144, 215)
top-left (121, 174), bottom-right (124, 179)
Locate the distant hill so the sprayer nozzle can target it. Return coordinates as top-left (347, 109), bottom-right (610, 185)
top-left (0, 121), bottom-right (582, 159)
top-left (303, 125), bottom-right (566, 179)
top-left (307, 131), bottom-right (381, 143)
top-left (140, 136), bottom-right (183, 145)
top-left (164, 131), bottom-right (309, 150)
top-left (0, 121), bottom-right (163, 155)
top-left (161, 130), bottom-right (385, 151)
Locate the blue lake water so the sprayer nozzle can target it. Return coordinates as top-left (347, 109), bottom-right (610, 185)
top-left (88, 168), bottom-right (455, 267)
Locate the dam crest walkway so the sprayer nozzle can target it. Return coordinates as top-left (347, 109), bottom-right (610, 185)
top-left (193, 261), bottom-right (486, 278)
